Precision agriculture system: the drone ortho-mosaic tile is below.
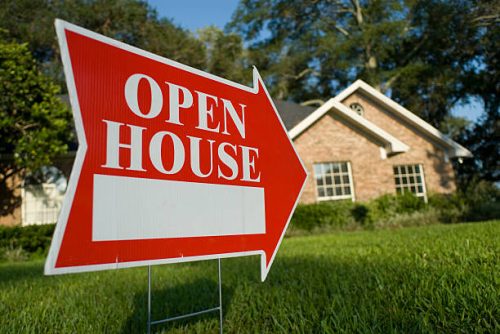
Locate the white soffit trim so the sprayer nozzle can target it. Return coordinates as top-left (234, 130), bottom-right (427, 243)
top-left (289, 98), bottom-right (409, 154)
top-left (334, 80), bottom-right (472, 158)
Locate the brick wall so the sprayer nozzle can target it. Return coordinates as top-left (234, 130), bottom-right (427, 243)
top-left (294, 91), bottom-right (456, 204)
top-left (0, 173), bottom-right (22, 226)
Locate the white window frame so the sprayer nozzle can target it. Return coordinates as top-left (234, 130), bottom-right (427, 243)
top-left (393, 164), bottom-right (427, 201)
top-left (314, 161), bottom-right (355, 202)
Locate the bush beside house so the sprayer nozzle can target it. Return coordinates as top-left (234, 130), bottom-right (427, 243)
top-left (289, 182), bottom-right (500, 235)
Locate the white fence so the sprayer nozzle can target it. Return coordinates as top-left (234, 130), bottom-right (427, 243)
top-left (22, 183), bottom-right (65, 226)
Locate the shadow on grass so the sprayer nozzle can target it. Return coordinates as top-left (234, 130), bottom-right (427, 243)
top-left (0, 260), bottom-right (44, 284)
top-left (219, 254), bottom-right (498, 333)
top-left (121, 274), bottom-right (234, 333)
top-left (120, 255), bottom-right (431, 333)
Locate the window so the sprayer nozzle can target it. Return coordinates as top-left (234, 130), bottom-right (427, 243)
top-left (393, 164), bottom-right (426, 199)
top-left (349, 102), bottom-right (364, 116)
top-left (314, 162), bottom-right (354, 201)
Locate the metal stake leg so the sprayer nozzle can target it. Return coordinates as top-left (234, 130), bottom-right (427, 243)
top-left (218, 258), bottom-right (223, 334)
top-left (146, 259), bottom-right (223, 333)
top-left (147, 265), bottom-right (152, 334)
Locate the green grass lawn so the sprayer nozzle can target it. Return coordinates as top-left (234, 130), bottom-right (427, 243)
top-left (1, 221), bottom-right (498, 333)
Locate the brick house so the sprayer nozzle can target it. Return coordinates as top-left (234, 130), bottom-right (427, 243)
top-left (276, 80), bottom-right (471, 204)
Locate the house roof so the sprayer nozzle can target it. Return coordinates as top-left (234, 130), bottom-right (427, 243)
top-left (273, 100), bottom-right (316, 130)
top-left (288, 80), bottom-right (472, 158)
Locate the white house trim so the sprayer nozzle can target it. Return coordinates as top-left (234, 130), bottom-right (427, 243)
top-left (289, 99), bottom-right (409, 154)
top-left (333, 80), bottom-right (472, 158)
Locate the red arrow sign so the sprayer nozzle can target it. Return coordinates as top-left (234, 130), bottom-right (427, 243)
top-left (45, 20), bottom-right (307, 281)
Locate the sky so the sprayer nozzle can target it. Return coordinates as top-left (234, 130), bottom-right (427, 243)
top-left (147, 0), bottom-right (483, 123)
top-left (147, 0), bottom-right (240, 32)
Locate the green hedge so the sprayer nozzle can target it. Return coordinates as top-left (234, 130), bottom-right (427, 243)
top-left (289, 192), bottom-right (431, 233)
top-left (290, 200), bottom-right (356, 232)
top-left (289, 187), bottom-right (500, 235)
top-left (0, 224), bottom-right (55, 259)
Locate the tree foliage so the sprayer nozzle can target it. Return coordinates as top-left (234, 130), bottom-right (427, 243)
top-left (0, 36), bottom-right (71, 214)
top-left (198, 26), bottom-right (250, 84)
top-left (454, 0), bottom-right (499, 183)
top-left (230, 0), bottom-right (489, 124)
top-left (0, 38), bottom-right (71, 174)
top-left (0, 0), bottom-right (208, 87)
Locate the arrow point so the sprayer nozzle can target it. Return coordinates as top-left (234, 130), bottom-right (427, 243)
top-left (251, 64), bottom-right (308, 282)
top-left (260, 251), bottom-right (271, 282)
top-left (252, 66), bottom-right (264, 93)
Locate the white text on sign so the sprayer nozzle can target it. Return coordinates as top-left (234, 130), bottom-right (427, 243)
top-left (101, 73), bottom-right (261, 182)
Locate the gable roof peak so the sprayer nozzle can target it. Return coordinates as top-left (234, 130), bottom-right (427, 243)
top-left (332, 80), bottom-right (472, 158)
top-left (289, 97), bottom-right (409, 154)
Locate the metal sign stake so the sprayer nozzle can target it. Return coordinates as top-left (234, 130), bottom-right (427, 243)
top-left (147, 259), bottom-right (223, 334)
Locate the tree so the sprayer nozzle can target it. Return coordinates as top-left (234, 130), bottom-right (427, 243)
top-left (0, 0), bottom-right (207, 87)
top-left (198, 26), bottom-right (250, 84)
top-left (388, 0), bottom-right (487, 127)
top-left (455, 112), bottom-right (499, 184)
top-left (0, 36), bottom-right (71, 216)
top-left (229, 0), bottom-right (483, 126)
top-left (453, 0), bottom-right (499, 184)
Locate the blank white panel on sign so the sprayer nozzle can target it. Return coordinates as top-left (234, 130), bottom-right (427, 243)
top-left (92, 174), bottom-right (265, 241)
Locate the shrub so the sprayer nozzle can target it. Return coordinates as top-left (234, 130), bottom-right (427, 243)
top-left (427, 181), bottom-right (500, 223)
top-left (427, 193), bottom-right (466, 224)
top-left (375, 208), bottom-right (441, 229)
top-left (461, 180), bottom-right (500, 221)
top-left (0, 224), bottom-right (55, 259)
top-left (365, 192), bottom-right (425, 225)
top-left (373, 192), bottom-right (424, 214)
top-left (290, 200), bottom-right (355, 232)
top-left (351, 204), bottom-right (372, 227)
top-left (396, 191), bottom-right (426, 212)
top-left (468, 202), bottom-right (500, 221)
top-left (291, 192), bottom-right (438, 234)
top-left (1, 243), bottom-right (29, 262)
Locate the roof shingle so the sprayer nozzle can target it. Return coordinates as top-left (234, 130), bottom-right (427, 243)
top-left (273, 100), bottom-right (316, 130)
